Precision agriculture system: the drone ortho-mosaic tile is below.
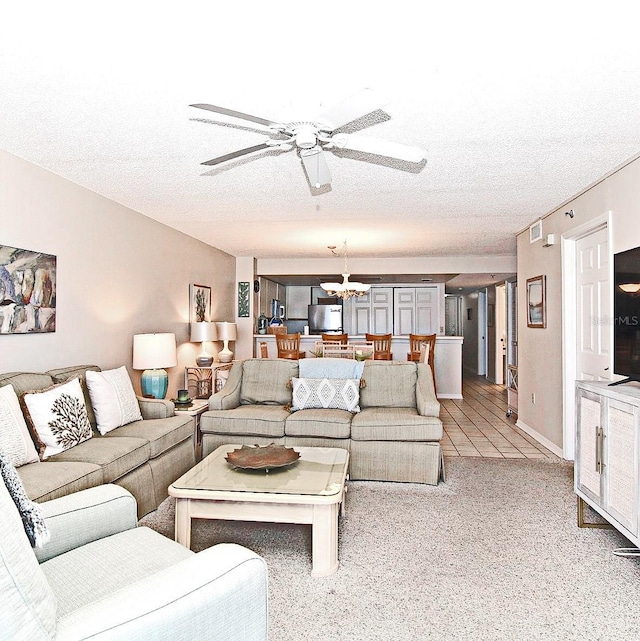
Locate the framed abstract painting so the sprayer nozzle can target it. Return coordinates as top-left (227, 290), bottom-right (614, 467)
top-left (0, 244), bottom-right (56, 334)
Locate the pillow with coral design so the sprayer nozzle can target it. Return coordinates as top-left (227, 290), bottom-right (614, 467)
top-left (22, 378), bottom-right (92, 460)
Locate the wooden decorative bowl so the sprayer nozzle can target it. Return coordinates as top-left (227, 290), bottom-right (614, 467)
top-left (225, 443), bottom-right (300, 471)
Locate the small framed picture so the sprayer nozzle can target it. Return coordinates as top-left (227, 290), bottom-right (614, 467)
top-left (466, 308), bottom-right (473, 321)
top-left (529, 220), bottom-right (543, 243)
top-left (190, 284), bottom-right (211, 323)
top-left (526, 275), bottom-right (546, 328)
top-left (237, 281), bottom-right (250, 317)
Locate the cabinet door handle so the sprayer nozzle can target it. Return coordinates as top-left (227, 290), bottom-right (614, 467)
top-left (596, 427), bottom-right (604, 474)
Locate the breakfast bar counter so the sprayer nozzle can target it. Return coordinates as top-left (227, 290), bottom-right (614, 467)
top-left (254, 334), bottom-right (463, 399)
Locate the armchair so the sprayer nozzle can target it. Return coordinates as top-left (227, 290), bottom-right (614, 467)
top-left (1, 481), bottom-right (268, 641)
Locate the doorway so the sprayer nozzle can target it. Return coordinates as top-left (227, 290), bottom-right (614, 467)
top-left (445, 295), bottom-right (462, 336)
top-left (562, 214), bottom-right (612, 460)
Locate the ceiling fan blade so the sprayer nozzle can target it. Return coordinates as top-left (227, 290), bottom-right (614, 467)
top-left (316, 88), bottom-right (390, 130)
top-left (330, 133), bottom-right (425, 163)
top-left (300, 147), bottom-right (332, 188)
top-left (190, 103), bottom-right (282, 129)
top-left (201, 142), bottom-right (272, 166)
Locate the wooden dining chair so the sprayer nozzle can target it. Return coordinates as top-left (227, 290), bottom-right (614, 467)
top-left (321, 333), bottom-right (348, 345)
top-left (275, 333), bottom-right (306, 360)
top-left (259, 341), bottom-right (269, 358)
top-left (407, 334), bottom-right (436, 362)
top-left (409, 334), bottom-right (437, 392)
top-left (365, 333), bottom-right (392, 360)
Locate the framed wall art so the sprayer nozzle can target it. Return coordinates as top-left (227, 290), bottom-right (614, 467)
top-left (526, 275), bottom-right (546, 328)
top-left (189, 284), bottom-right (211, 323)
top-left (0, 244), bottom-right (57, 334)
top-left (237, 281), bottom-right (250, 317)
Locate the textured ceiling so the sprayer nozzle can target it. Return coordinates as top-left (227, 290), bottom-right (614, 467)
top-left (1, 2), bottom-right (640, 272)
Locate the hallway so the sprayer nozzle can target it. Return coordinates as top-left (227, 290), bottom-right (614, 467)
top-left (440, 374), bottom-right (556, 459)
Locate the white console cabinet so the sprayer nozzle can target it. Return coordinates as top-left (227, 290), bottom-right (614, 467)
top-left (575, 380), bottom-right (640, 547)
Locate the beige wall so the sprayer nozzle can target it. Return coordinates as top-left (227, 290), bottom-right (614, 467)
top-left (0, 149), bottom-right (235, 398)
top-left (516, 154), bottom-right (640, 455)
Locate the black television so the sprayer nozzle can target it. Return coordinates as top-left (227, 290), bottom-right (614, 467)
top-left (611, 245), bottom-right (640, 385)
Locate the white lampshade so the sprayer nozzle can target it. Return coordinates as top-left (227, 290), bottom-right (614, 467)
top-left (190, 322), bottom-right (217, 367)
top-left (132, 333), bottom-right (177, 369)
top-left (215, 322), bottom-right (237, 341)
top-left (190, 321), bottom-right (218, 342)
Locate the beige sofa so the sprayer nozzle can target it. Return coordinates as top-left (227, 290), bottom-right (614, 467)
top-left (200, 358), bottom-right (445, 484)
top-left (0, 365), bottom-right (195, 517)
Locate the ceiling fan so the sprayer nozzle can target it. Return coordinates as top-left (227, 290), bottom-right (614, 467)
top-left (190, 88), bottom-right (426, 188)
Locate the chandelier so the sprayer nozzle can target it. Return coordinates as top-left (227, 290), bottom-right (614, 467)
top-left (320, 240), bottom-right (371, 300)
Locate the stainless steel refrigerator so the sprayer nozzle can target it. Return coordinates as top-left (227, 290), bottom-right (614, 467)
top-left (307, 304), bottom-right (343, 333)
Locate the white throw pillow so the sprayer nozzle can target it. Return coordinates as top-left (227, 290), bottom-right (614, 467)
top-left (22, 378), bottom-right (92, 460)
top-left (0, 384), bottom-right (40, 466)
top-left (85, 366), bottom-right (142, 435)
top-left (291, 377), bottom-right (361, 413)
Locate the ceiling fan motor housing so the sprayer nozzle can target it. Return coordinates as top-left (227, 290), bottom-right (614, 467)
top-left (291, 123), bottom-right (318, 149)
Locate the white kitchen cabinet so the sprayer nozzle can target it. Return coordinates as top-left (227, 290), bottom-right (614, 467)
top-left (393, 287), bottom-right (441, 335)
top-left (575, 381), bottom-right (640, 547)
top-left (345, 288), bottom-right (393, 335)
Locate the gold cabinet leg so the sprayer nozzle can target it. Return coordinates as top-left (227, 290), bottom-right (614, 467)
top-left (577, 496), bottom-right (614, 529)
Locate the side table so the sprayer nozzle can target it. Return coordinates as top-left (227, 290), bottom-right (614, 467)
top-left (174, 399), bottom-right (209, 460)
top-left (184, 363), bottom-right (233, 399)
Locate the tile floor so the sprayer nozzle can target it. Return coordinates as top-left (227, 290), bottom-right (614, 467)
top-left (440, 373), bottom-right (556, 459)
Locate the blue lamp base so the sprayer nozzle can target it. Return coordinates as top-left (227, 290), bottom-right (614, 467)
top-left (140, 368), bottom-right (169, 399)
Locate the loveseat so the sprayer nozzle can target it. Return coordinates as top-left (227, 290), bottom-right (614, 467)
top-left (0, 365), bottom-right (195, 517)
top-left (200, 358), bottom-right (445, 484)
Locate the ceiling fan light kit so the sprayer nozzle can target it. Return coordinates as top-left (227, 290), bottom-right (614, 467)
top-left (190, 88), bottom-right (426, 190)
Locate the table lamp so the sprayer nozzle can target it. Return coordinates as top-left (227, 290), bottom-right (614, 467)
top-left (215, 321), bottom-right (237, 363)
top-left (132, 333), bottom-right (177, 399)
top-left (190, 321), bottom-right (217, 367)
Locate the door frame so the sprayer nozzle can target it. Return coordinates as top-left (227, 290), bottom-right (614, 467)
top-left (561, 211), bottom-right (612, 460)
top-left (495, 283), bottom-right (507, 385)
top-left (478, 290), bottom-right (487, 376)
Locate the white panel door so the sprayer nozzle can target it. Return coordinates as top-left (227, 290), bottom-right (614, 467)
top-left (416, 287), bottom-right (438, 334)
top-left (346, 289), bottom-right (392, 334)
top-left (394, 289), bottom-right (415, 335)
top-left (371, 288), bottom-right (393, 333)
top-left (576, 227), bottom-right (611, 381)
top-left (353, 306), bottom-right (372, 335)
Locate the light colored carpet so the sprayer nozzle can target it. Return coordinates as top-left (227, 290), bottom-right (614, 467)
top-left (140, 458), bottom-right (640, 640)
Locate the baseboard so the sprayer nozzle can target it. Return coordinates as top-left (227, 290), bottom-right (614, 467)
top-left (437, 393), bottom-right (463, 400)
top-left (515, 418), bottom-right (564, 459)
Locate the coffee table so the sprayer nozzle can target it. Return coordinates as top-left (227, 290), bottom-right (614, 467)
top-left (168, 444), bottom-right (349, 577)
